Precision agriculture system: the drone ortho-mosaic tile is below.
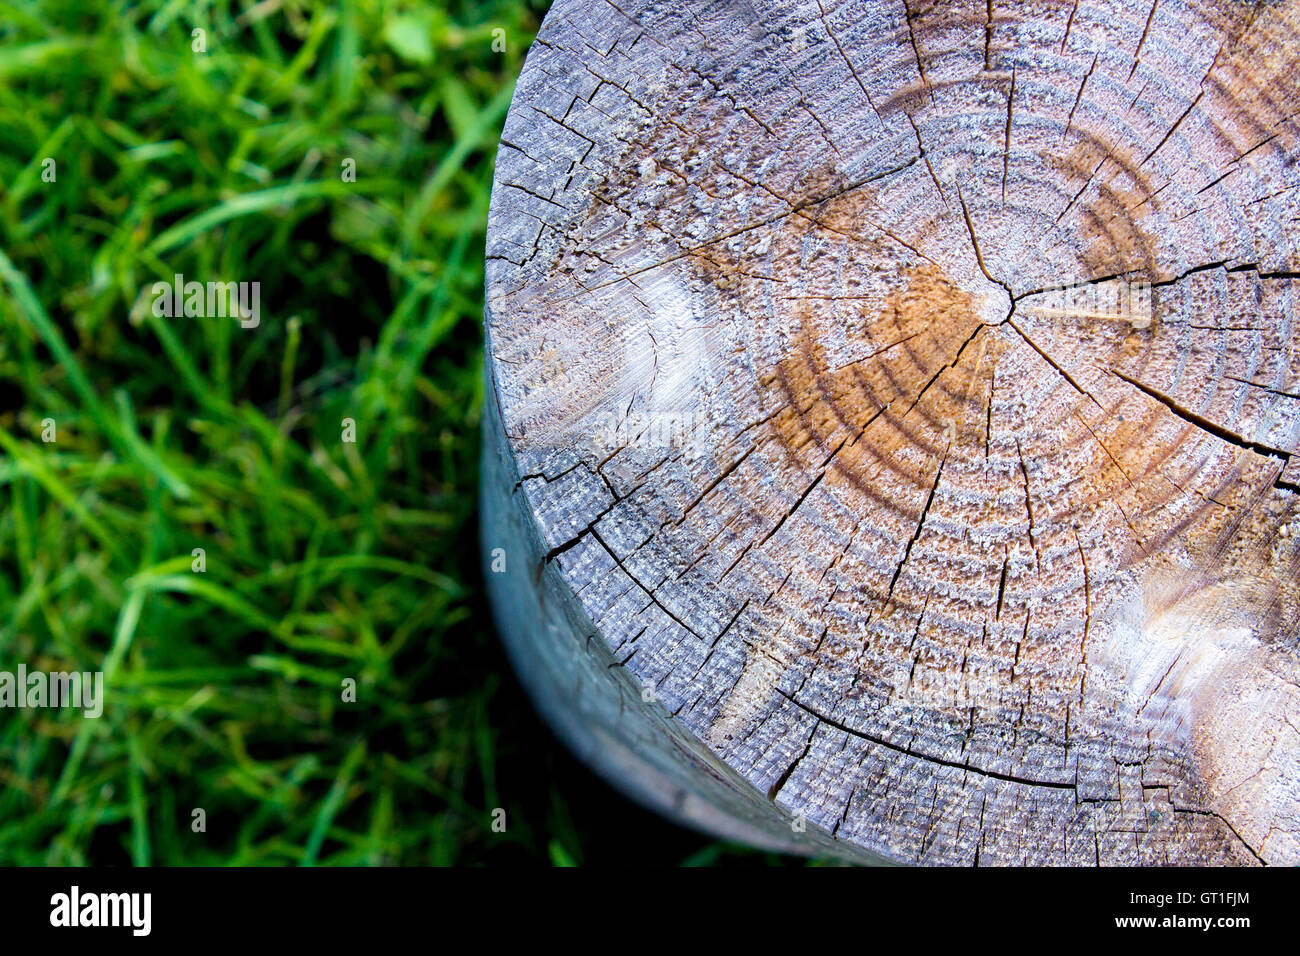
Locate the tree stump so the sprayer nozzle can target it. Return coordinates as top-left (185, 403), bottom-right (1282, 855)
top-left (481, 0), bottom-right (1300, 864)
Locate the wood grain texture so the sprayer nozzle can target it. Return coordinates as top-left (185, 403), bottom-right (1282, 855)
top-left (483, 0), bottom-right (1300, 864)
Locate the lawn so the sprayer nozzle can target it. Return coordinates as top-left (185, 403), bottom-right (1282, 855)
top-left (0, 0), bottom-right (805, 866)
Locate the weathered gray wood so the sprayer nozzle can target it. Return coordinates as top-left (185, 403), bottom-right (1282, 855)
top-left (482, 0), bottom-right (1300, 865)
top-left (481, 362), bottom-right (880, 859)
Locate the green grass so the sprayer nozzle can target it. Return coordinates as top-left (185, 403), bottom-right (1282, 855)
top-left (0, 0), bottom-right (811, 867)
top-left (0, 0), bottom-right (553, 867)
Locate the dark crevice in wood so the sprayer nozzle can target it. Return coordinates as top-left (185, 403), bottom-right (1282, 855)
top-left (775, 688), bottom-right (1078, 791)
top-left (1109, 368), bottom-right (1293, 464)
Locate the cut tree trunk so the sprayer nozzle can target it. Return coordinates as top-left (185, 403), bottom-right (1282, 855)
top-left (481, 0), bottom-right (1300, 865)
